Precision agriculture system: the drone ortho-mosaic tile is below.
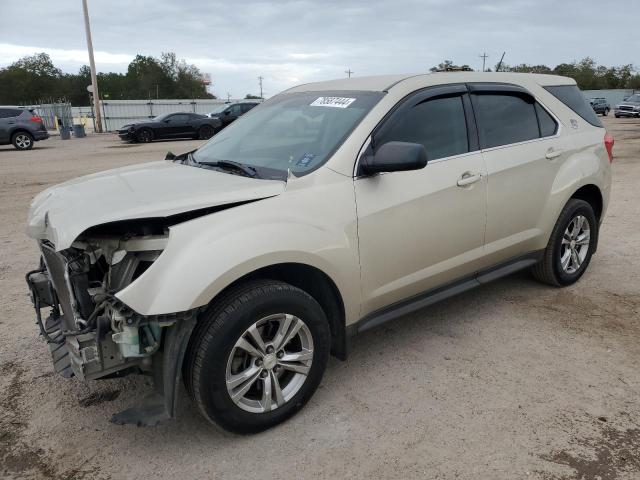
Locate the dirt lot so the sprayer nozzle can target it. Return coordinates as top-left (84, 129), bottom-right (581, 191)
top-left (1, 119), bottom-right (639, 480)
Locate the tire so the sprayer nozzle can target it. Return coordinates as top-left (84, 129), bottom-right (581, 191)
top-left (615, 114), bottom-right (620, 118)
top-left (136, 128), bottom-right (154, 143)
top-left (198, 125), bottom-right (214, 140)
top-left (532, 199), bottom-right (597, 287)
top-left (603, 108), bottom-right (609, 116)
top-left (184, 279), bottom-right (331, 433)
top-left (12, 131), bottom-right (34, 150)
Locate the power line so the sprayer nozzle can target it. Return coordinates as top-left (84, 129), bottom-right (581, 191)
top-left (479, 52), bottom-right (489, 72)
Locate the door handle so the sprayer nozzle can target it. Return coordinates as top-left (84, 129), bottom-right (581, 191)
top-left (457, 172), bottom-right (482, 187)
top-left (545, 148), bottom-right (563, 160)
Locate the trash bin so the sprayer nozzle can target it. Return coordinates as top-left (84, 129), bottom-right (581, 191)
top-left (73, 124), bottom-right (86, 138)
top-left (60, 127), bottom-right (71, 140)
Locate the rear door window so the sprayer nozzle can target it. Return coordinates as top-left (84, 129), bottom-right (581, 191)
top-left (544, 85), bottom-right (602, 127)
top-left (0, 108), bottom-right (23, 119)
top-left (375, 95), bottom-right (469, 161)
top-left (472, 93), bottom-right (540, 149)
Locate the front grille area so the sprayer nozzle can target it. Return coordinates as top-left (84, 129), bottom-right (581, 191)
top-left (618, 106), bottom-right (634, 112)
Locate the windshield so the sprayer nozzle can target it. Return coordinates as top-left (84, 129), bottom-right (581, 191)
top-left (624, 94), bottom-right (640, 103)
top-left (193, 90), bottom-right (384, 179)
top-left (209, 104), bottom-right (229, 115)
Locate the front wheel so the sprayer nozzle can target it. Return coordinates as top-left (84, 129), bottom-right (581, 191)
top-left (532, 199), bottom-right (597, 287)
top-left (184, 280), bottom-right (330, 433)
top-left (603, 108), bottom-right (609, 116)
top-left (136, 128), bottom-right (154, 143)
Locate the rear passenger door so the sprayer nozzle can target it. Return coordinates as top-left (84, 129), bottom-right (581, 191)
top-left (469, 84), bottom-right (566, 265)
top-left (355, 85), bottom-right (488, 315)
top-left (0, 108), bottom-right (17, 143)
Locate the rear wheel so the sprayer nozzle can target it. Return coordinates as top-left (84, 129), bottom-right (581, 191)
top-left (136, 128), bottom-right (154, 143)
top-left (198, 125), bottom-right (214, 140)
top-left (12, 131), bottom-right (34, 150)
top-left (532, 199), bottom-right (597, 287)
top-left (184, 280), bottom-right (330, 433)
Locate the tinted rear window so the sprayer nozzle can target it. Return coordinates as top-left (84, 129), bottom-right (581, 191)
top-left (473, 93), bottom-right (540, 149)
top-left (0, 108), bottom-right (24, 119)
top-left (544, 85), bottom-right (602, 127)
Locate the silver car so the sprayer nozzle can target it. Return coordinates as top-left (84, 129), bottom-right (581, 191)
top-left (25, 72), bottom-right (612, 432)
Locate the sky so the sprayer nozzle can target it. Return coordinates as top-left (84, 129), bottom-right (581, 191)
top-left (1, 0), bottom-right (638, 99)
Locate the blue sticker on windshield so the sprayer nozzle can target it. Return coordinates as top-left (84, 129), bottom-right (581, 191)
top-left (296, 153), bottom-right (315, 167)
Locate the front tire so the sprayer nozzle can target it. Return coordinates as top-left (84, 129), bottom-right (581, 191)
top-left (184, 280), bottom-right (330, 433)
top-left (532, 199), bottom-right (597, 287)
top-left (12, 131), bottom-right (34, 150)
top-left (603, 108), bottom-right (609, 116)
top-left (136, 128), bottom-right (154, 143)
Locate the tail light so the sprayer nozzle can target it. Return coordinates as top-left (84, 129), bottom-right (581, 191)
top-left (604, 132), bottom-right (614, 163)
top-left (30, 115), bottom-right (43, 123)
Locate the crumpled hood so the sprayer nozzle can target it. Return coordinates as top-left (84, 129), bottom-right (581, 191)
top-left (27, 161), bottom-right (285, 250)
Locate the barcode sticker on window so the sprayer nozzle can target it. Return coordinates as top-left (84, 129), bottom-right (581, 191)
top-left (310, 97), bottom-right (356, 108)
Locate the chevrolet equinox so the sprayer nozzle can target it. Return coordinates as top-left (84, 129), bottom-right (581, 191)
top-left (26, 73), bottom-right (613, 433)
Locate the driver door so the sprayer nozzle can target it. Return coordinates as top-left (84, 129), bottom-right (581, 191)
top-left (355, 85), bottom-right (488, 316)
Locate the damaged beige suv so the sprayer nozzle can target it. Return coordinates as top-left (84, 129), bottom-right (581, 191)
top-left (26, 73), bottom-right (613, 433)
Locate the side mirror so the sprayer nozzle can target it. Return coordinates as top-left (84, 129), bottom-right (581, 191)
top-left (361, 141), bottom-right (428, 175)
top-left (224, 110), bottom-right (231, 116)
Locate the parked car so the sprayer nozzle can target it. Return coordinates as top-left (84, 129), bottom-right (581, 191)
top-left (207, 102), bottom-right (259, 129)
top-left (614, 93), bottom-right (640, 118)
top-left (0, 107), bottom-right (49, 150)
top-left (26, 73), bottom-right (612, 433)
top-left (589, 97), bottom-right (610, 116)
top-left (117, 112), bottom-right (222, 143)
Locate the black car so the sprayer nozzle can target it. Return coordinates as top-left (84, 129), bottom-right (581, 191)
top-left (0, 107), bottom-right (49, 150)
top-left (118, 112), bottom-right (222, 143)
top-left (588, 97), bottom-right (611, 116)
top-left (207, 102), bottom-right (259, 129)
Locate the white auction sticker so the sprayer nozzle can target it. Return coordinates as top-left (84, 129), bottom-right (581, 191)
top-left (310, 97), bottom-right (356, 108)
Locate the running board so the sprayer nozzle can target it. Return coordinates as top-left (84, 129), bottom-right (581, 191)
top-left (354, 251), bottom-right (542, 334)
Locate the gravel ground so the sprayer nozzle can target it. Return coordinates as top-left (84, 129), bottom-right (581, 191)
top-left (1, 118), bottom-right (639, 480)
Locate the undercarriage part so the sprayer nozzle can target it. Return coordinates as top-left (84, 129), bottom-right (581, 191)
top-left (111, 314), bottom-right (197, 426)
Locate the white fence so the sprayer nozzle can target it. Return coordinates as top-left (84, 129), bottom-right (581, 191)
top-left (73, 98), bottom-right (257, 132)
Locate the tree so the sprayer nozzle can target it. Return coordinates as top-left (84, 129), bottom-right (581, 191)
top-left (245, 94), bottom-right (262, 99)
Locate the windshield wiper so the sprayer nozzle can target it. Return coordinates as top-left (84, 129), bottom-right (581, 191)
top-left (198, 160), bottom-right (259, 178)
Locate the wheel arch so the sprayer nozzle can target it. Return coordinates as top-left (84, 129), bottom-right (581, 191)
top-left (207, 262), bottom-right (348, 360)
top-left (570, 184), bottom-right (603, 223)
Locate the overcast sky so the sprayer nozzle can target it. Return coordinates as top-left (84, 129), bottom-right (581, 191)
top-left (1, 0), bottom-right (638, 99)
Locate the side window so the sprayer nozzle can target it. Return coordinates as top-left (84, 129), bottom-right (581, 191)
top-left (241, 104), bottom-right (253, 114)
top-left (375, 95), bottom-right (469, 161)
top-left (230, 105), bottom-right (243, 115)
top-left (0, 108), bottom-right (21, 119)
top-left (473, 93), bottom-right (540, 149)
top-left (168, 114), bottom-right (188, 123)
top-left (535, 103), bottom-right (558, 137)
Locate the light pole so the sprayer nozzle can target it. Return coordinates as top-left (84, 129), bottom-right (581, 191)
top-left (258, 76), bottom-right (264, 99)
top-left (82, 0), bottom-right (103, 133)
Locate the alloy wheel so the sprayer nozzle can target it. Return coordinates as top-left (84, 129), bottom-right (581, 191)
top-left (560, 215), bottom-right (590, 274)
top-left (15, 134), bottom-right (32, 149)
top-left (225, 313), bottom-right (314, 413)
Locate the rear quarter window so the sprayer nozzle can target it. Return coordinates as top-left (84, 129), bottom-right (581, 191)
top-left (0, 108), bottom-right (23, 119)
top-left (544, 85), bottom-right (603, 127)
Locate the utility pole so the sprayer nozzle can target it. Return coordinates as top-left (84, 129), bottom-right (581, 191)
top-left (345, 69), bottom-right (353, 78)
top-left (82, 0), bottom-right (103, 133)
top-left (479, 52), bottom-right (489, 72)
top-left (496, 52), bottom-right (506, 72)
top-left (227, 92), bottom-right (231, 102)
top-left (258, 76), bottom-right (264, 99)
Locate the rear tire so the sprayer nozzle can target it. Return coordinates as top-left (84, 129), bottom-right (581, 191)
top-left (198, 125), bottom-right (214, 140)
top-left (532, 199), bottom-right (597, 287)
top-left (136, 128), bottom-right (154, 143)
top-left (184, 279), bottom-right (330, 433)
top-left (12, 131), bottom-right (34, 150)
